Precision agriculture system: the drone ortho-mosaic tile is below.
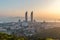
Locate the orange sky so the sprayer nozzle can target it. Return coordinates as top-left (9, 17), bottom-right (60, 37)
top-left (0, 0), bottom-right (60, 20)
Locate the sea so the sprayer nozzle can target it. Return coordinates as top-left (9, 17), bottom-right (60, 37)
top-left (0, 17), bottom-right (60, 23)
top-left (0, 17), bottom-right (24, 23)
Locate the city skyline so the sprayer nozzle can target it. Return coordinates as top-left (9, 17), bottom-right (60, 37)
top-left (0, 0), bottom-right (60, 20)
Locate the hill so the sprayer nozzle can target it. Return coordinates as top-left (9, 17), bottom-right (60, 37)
top-left (35, 27), bottom-right (60, 39)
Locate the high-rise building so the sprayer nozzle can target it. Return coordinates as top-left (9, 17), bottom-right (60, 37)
top-left (25, 11), bottom-right (28, 22)
top-left (31, 11), bottom-right (33, 22)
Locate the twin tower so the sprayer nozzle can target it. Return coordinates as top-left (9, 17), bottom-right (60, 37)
top-left (25, 11), bottom-right (33, 22)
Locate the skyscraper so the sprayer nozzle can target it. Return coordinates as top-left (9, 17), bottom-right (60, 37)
top-left (31, 11), bottom-right (33, 22)
top-left (25, 11), bottom-right (28, 22)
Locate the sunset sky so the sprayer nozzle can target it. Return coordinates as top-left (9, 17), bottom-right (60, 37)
top-left (0, 0), bottom-right (60, 20)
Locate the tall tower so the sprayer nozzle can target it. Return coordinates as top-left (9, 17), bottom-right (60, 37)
top-left (31, 11), bottom-right (33, 22)
top-left (25, 11), bottom-right (28, 22)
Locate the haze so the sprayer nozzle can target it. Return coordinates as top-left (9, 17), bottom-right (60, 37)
top-left (0, 0), bottom-right (60, 20)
